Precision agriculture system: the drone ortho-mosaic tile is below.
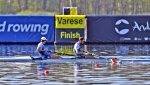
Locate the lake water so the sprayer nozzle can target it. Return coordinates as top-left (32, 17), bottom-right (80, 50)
top-left (1, 44), bottom-right (150, 56)
top-left (0, 62), bottom-right (150, 85)
top-left (0, 44), bottom-right (150, 85)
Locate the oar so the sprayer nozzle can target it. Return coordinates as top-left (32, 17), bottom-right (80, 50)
top-left (86, 52), bottom-right (119, 63)
top-left (33, 50), bottom-right (119, 63)
top-left (48, 50), bottom-right (74, 56)
top-left (51, 50), bottom-right (118, 60)
top-left (48, 51), bottom-right (75, 59)
top-left (29, 50), bottom-right (72, 60)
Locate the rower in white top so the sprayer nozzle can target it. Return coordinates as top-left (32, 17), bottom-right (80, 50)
top-left (73, 37), bottom-right (103, 59)
top-left (36, 37), bottom-right (60, 59)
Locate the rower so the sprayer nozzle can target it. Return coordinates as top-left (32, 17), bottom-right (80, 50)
top-left (73, 37), bottom-right (95, 59)
top-left (36, 37), bottom-right (60, 59)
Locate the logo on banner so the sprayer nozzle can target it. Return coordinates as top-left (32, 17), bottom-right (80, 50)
top-left (115, 19), bottom-right (129, 35)
top-left (144, 37), bottom-right (149, 41)
top-left (55, 15), bottom-right (85, 28)
top-left (144, 37), bottom-right (150, 41)
top-left (134, 37), bottom-right (142, 40)
top-left (133, 21), bottom-right (150, 31)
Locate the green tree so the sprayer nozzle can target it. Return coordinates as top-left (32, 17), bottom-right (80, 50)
top-left (0, 0), bottom-right (150, 15)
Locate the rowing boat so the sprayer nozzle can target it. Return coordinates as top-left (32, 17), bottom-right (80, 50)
top-left (0, 56), bottom-right (150, 64)
top-left (0, 56), bottom-right (107, 63)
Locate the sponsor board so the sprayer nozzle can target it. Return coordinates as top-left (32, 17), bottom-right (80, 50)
top-left (87, 16), bottom-right (150, 43)
top-left (0, 16), bottom-right (54, 42)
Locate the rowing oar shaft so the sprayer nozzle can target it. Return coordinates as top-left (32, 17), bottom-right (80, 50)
top-left (48, 51), bottom-right (119, 62)
top-left (49, 51), bottom-right (74, 56)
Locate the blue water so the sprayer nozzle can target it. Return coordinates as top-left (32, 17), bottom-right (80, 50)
top-left (0, 44), bottom-right (150, 84)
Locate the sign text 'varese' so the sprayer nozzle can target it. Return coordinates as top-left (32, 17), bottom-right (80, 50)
top-left (55, 15), bottom-right (85, 28)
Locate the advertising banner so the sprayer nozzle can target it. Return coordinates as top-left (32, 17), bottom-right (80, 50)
top-left (55, 15), bottom-right (85, 43)
top-left (0, 15), bottom-right (54, 42)
top-left (87, 16), bottom-right (150, 43)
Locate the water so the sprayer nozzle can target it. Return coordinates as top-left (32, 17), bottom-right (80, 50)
top-left (0, 62), bottom-right (150, 85)
top-left (0, 44), bottom-right (150, 84)
top-left (0, 44), bottom-right (150, 56)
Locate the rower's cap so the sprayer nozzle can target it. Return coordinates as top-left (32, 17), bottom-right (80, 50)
top-left (41, 37), bottom-right (47, 41)
top-left (78, 37), bottom-right (84, 41)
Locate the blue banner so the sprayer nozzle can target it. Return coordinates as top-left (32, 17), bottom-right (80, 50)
top-left (0, 15), bottom-right (54, 42)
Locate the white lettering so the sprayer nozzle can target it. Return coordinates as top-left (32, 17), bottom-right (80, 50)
top-left (0, 21), bottom-right (50, 35)
top-left (41, 24), bottom-right (49, 35)
top-left (20, 24), bottom-right (31, 32)
top-left (30, 24), bottom-right (34, 32)
top-left (0, 21), bottom-right (6, 32)
top-left (13, 24), bottom-right (20, 32)
top-left (34, 24), bottom-right (41, 32)
top-left (133, 21), bottom-right (150, 31)
top-left (7, 24), bottom-right (13, 32)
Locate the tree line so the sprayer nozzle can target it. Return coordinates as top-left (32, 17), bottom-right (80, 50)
top-left (0, 0), bottom-right (150, 15)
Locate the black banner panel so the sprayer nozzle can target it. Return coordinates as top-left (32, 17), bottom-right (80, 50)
top-left (87, 16), bottom-right (150, 43)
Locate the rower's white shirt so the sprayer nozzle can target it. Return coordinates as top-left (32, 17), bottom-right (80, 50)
top-left (37, 42), bottom-right (45, 50)
top-left (74, 42), bottom-right (80, 51)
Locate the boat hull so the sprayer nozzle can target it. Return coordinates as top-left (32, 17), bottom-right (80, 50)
top-left (0, 56), bottom-right (150, 63)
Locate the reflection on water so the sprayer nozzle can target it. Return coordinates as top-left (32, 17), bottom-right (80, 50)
top-left (55, 44), bottom-right (150, 56)
top-left (87, 44), bottom-right (150, 56)
top-left (0, 44), bottom-right (150, 56)
top-left (0, 62), bottom-right (150, 84)
top-left (0, 44), bottom-right (150, 84)
top-left (0, 44), bottom-right (54, 56)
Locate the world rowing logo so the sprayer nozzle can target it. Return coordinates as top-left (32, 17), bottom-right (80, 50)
top-left (115, 19), bottom-right (129, 35)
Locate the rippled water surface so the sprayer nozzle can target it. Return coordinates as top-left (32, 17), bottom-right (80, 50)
top-left (1, 44), bottom-right (150, 56)
top-left (0, 44), bottom-right (150, 85)
top-left (0, 62), bottom-right (150, 85)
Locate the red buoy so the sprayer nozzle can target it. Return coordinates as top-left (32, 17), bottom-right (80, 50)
top-left (111, 58), bottom-right (117, 63)
top-left (95, 63), bottom-right (99, 67)
top-left (44, 70), bottom-right (49, 75)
